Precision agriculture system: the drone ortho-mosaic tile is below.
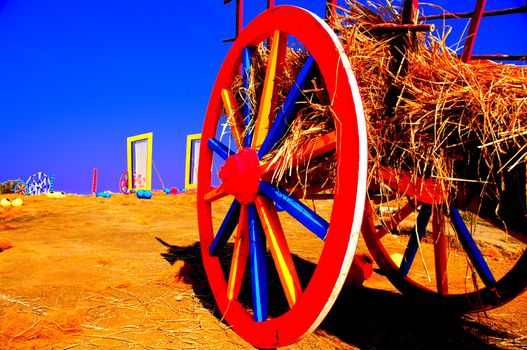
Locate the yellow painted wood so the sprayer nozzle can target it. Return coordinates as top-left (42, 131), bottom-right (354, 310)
top-left (254, 195), bottom-right (301, 307)
top-left (227, 204), bottom-right (249, 301)
top-left (126, 132), bottom-right (153, 191)
top-left (252, 30), bottom-right (287, 149)
top-left (184, 133), bottom-right (201, 190)
top-left (221, 88), bottom-right (245, 150)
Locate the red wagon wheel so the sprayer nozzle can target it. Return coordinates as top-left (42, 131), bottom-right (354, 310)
top-left (14, 181), bottom-right (28, 196)
top-left (197, 6), bottom-right (368, 348)
top-left (119, 171), bottom-right (129, 194)
top-left (362, 168), bottom-right (527, 313)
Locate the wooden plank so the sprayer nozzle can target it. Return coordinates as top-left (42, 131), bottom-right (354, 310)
top-left (227, 205), bottom-right (250, 301)
top-left (252, 30), bottom-right (288, 149)
top-left (221, 88), bottom-right (245, 150)
top-left (248, 204), bottom-right (269, 321)
top-left (432, 205), bottom-right (449, 295)
top-left (255, 196), bottom-right (302, 307)
top-left (204, 186), bottom-right (228, 203)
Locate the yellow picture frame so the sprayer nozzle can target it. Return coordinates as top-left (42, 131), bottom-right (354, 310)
top-left (185, 133), bottom-right (201, 190)
top-left (127, 132), bottom-right (153, 191)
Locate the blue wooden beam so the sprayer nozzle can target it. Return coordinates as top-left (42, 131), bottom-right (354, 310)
top-left (208, 138), bottom-right (236, 160)
top-left (248, 203), bottom-right (268, 322)
top-left (242, 47), bottom-right (254, 148)
top-left (259, 181), bottom-right (329, 240)
top-left (399, 204), bottom-right (431, 276)
top-left (450, 207), bottom-right (496, 288)
top-left (259, 56), bottom-right (315, 157)
top-left (209, 200), bottom-right (241, 256)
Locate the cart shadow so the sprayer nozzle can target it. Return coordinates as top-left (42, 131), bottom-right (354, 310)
top-left (156, 238), bottom-right (514, 350)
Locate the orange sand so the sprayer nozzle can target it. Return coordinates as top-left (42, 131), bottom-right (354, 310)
top-left (0, 192), bottom-right (525, 349)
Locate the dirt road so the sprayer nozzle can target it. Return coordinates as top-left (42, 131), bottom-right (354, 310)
top-left (0, 193), bottom-right (525, 349)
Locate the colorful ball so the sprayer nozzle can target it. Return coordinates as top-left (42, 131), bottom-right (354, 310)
top-left (142, 190), bottom-right (152, 199)
top-left (346, 253), bottom-right (374, 287)
top-left (11, 198), bottom-right (23, 207)
top-left (170, 187), bottom-right (178, 195)
top-left (164, 188), bottom-right (170, 194)
top-left (137, 190), bottom-right (145, 199)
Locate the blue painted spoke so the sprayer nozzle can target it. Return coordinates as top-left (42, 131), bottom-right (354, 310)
top-left (259, 56), bottom-right (316, 157)
top-left (248, 204), bottom-right (268, 322)
top-left (450, 207), bottom-right (496, 288)
top-left (209, 200), bottom-right (241, 256)
top-left (242, 47), bottom-right (254, 147)
top-left (208, 138), bottom-right (236, 160)
top-left (259, 181), bottom-right (329, 240)
top-left (399, 205), bottom-right (432, 276)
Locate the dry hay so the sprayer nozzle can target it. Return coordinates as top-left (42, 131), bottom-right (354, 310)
top-left (227, 0), bottom-right (526, 225)
top-left (334, 1), bottom-right (527, 187)
top-left (0, 307), bottom-right (83, 348)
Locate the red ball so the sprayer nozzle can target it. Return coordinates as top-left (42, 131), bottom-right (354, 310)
top-left (346, 253), bottom-right (374, 287)
top-left (170, 187), bottom-right (179, 195)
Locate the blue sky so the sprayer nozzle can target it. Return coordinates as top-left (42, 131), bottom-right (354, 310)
top-left (1, 0), bottom-right (525, 194)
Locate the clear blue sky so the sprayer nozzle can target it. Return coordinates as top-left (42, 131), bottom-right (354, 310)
top-left (1, 0), bottom-right (525, 194)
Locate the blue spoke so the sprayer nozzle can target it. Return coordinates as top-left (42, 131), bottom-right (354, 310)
top-left (209, 200), bottom-right (241, 256)
top-left (248, 204), bottom-right (268, 322)
top-left (258, 56), bottom-right (316, 157)
top-left (399, 204), bottom-right (432, 277)
top-left (450, 207), bottom-right (496, 288)
top-left (208, 138), bottom-right (236, 160)
top-left (259, 181), bottom-right (329, 240)
top-left (242, 47), bottom-right (254, 147)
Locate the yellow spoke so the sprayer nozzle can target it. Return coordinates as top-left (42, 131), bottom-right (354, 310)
top-left (254, 195), bottom-right (302, 307)
top-left (252, 30), bottom-right (288, 149)
top-left (221, 88), bottom-right (245, 150)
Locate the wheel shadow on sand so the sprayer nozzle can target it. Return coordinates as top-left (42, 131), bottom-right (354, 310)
top-left (156, 237), bottom-right (517, 350)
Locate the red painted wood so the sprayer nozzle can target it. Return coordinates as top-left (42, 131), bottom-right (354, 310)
top-left (227, 204), bottom-right (250, 301)
top-left (461, 0), bottom-right (487, 63)
top-left (378, 166), bottom-right (447, 205)
top-left (432, 205), bottom-right (448, 295)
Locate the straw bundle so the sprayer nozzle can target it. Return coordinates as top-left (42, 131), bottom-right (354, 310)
top-left (229, 0), bottom-right (527, 212)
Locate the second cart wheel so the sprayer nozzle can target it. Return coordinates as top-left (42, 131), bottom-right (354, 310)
top-left (119, 171), bottom-right (129, 194)
top-left (197, 5), bottom-right (368, 348)
top-left (26, 172), bottom-right (51, 195)
top-left (362, 167), bottom-right (527, 313)
top-left (13, 181), bottom-right (27, 196)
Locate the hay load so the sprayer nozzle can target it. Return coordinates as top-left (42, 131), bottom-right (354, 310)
top-left (229, 0), bottom-right (526, 228)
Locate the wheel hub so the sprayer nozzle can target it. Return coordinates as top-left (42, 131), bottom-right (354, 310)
top-left (219, 148), bottom-right (261, 204)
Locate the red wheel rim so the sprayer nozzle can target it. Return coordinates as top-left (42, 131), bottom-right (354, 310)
top-left (362, 184), bottom-right (527, 313)
top-left (197, 6), bottom-right (367, 348)
top-left (14, 183), bottom-right (27, 195)
top-left (119, 172), bottom-right (129, 194)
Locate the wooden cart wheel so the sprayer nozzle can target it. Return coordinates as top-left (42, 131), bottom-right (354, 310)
top-left (197, 6), bottom-right (367, 348)
top-left (26, 171), bottom-right (51, 195)
top-left (362, 169), bottom-right (527, 313)
top-left (119, 171), bottom-right (129, 194)
top-left (13, 181), bottom-right (28, 196)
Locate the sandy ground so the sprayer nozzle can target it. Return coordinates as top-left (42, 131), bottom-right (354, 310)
top-left (0, 192), bottom-right (526, 349)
